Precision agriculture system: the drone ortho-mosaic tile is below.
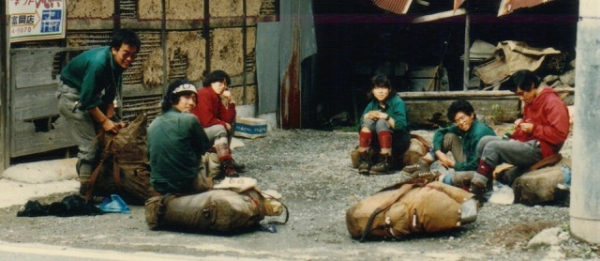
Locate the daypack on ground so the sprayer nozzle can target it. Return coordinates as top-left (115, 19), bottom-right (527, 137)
top-left (346, 181), bottom-right (476, 241)
top-left (145, 177), bottom-right (287, 233)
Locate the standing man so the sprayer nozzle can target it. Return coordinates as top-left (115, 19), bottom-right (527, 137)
top-left (148, 80), bottom-right (211, 195)
top-left (192, 70), bottom-right (245, 178)
top-left (469, 69), bottom-right (570, 201)
top-left (57, 29), bottom-right (141, 196)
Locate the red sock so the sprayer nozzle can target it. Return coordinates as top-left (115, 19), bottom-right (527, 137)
top-left (476, 159), bottom-right (494, 179)
top-left (359, 132), bottom-right (372, 148)
top-left (378, 131), bottom-right (392, 150)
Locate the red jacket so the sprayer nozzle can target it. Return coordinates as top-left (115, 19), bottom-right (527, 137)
top-left (191, 86), bottom-right (236, 128)
top-left (511, 86), bottom-right (570, 158)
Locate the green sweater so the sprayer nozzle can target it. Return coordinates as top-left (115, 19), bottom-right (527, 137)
top-left (432, 119), bottom-right (496, 171)
top-left (148, 108), bottom-right (210, 194)
top-left (60, 46), bottom-right (123, 111)
top-left (360, 95), bottom-right (409, 133)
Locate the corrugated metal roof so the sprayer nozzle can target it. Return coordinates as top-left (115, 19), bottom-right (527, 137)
top-left (498, 0), bottom-right (556, 16)
top-left (372, 0), bottom-right (414, 14)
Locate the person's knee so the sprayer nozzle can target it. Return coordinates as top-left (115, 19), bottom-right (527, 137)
top-left (375, 119), bottom-right (390, 131)
top-left (360, 127), bottom-right (371, 133)
top-left (443, 133), bottom-right (459, 149)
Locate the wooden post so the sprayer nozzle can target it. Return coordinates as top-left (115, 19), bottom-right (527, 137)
top-left (161, 0), bottom-right (168, 93)
top-left (463, 14), bottom-right (470, 91)
top-left (1, 0), bottom-right (9, 170)
top-left (242, 0), bottom-right (247, 105)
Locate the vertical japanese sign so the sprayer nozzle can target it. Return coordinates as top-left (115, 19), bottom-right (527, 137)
top-left (8, 0), bottom-right (65, 43)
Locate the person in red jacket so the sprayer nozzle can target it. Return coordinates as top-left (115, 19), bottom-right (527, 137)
top-left (470, 69), bottom-right (570, 202)
top-left (191, 70), bottom-right (245, 177)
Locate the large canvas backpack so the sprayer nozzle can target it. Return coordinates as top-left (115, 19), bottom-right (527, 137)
top-left (346, 181), bottom-right (475, 241)
top-left (145, 177), bottom-right (288, 233)
top-left (88, 113), bottom-right (157, 204)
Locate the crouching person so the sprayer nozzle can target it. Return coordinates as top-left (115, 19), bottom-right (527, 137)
top-left (356, 74), bottom-right (411, 175)
top-left (346, 181), bottom-right (477, 241)
top-left (148, 80), bottom-right (212, 195)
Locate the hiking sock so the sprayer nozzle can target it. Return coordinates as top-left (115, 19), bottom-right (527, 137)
top-left (359, 131), bottom-right (372, 150)
top-left (378, 131), bottom-right (392, 151)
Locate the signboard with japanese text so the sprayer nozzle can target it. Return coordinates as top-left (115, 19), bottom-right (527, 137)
top-left (8, 0), bottom-right (65, 43)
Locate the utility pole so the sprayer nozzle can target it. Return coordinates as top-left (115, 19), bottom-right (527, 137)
top-left (570, 0), bottom-right (600, 244)
top-left (1, 0), bottom-right (10, 171)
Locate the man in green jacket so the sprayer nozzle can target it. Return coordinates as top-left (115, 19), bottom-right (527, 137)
top-left (57, 29), bottom-right (141, 197)
top-left (406, 100), bottom-right (496, 184)
top-left (148, 80), bottom-right (211, 195)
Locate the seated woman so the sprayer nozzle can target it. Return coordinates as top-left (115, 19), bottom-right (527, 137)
top-left (356, 74), bottom-right (410, 175)
top-left (409, 100), bottom-right (496, 185)
top-left (148, 80), bottom-right (212, 195)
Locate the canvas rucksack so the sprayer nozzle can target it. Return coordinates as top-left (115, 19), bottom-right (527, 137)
top-left (346, 181), bottom-right (476, 241)
top-left (145, 177), bottom-right (288, 233)
top-left (87, 113), bottom-right (157, 204)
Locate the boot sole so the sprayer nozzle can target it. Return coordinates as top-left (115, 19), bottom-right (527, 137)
top-left (369, 170), bottom-right (390, 175)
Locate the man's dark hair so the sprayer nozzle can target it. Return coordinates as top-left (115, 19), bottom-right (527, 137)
top-left (204, 70), bottom-right (231, 86)
top-left (161, 79), bottom-right (195, 112)
top-left (447, 99), bottom-right (476, 121)
top-left (366, 74), bottom-right (397, 101)
top-left (110, 29), bottom-right (141, 52)
top-left (508, 69), bottom-right (540, 93)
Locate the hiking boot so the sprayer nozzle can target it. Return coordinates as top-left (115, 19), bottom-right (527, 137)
top-left (401, 158), bottom-right (431, 174)
top-left (79, 181), bottom-right (90, 197)
top-left (413, 170), bottom-right (440, 182)
top-left (358, 151), bottom-right (371, 175)
top-left (221, 159), bottom-right (240, 178)
top-left (470, 180), bottom-right (487, 206)
top-left (369, 154), bottom-right (392, 175)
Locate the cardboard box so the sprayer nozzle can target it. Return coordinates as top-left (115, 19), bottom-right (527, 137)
top-left (234, 117), bottom-right (268, 139)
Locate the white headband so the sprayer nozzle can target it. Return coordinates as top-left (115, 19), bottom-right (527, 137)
top-left (172, 83), bottom-right (197, 94)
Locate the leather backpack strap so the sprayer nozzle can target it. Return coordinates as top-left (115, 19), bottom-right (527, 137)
top-left (112, 157), bottom-right (122, 192)
top-left (360, 183), bottom-right (418, 242)
top-left (528, 153), bottom-right (562, 172)
top-left (84, 133), bottom-right (117, 202)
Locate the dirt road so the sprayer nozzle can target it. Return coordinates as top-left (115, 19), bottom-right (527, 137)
top-left (0, 128), bottom-right (597, 260)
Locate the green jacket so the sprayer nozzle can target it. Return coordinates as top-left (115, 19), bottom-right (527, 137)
top-left (60, 46), bottom-right (123, 111)
top-left (148, 108), bottom-right (211, 194)
top-left (432, 119), bottom-right (496, 171)
top-left (360, 95), bottom-right (409, 133)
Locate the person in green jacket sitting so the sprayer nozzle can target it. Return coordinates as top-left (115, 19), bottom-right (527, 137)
top-left (356, 74), bottom-right (411, 175)
top-left (148, 80), bottom-right (212, 195)
top-left (407, 99), bottom-right (496, 184)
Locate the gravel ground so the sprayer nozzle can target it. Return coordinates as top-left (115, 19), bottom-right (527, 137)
top-left (0, 127), bottom-right (598, 260)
